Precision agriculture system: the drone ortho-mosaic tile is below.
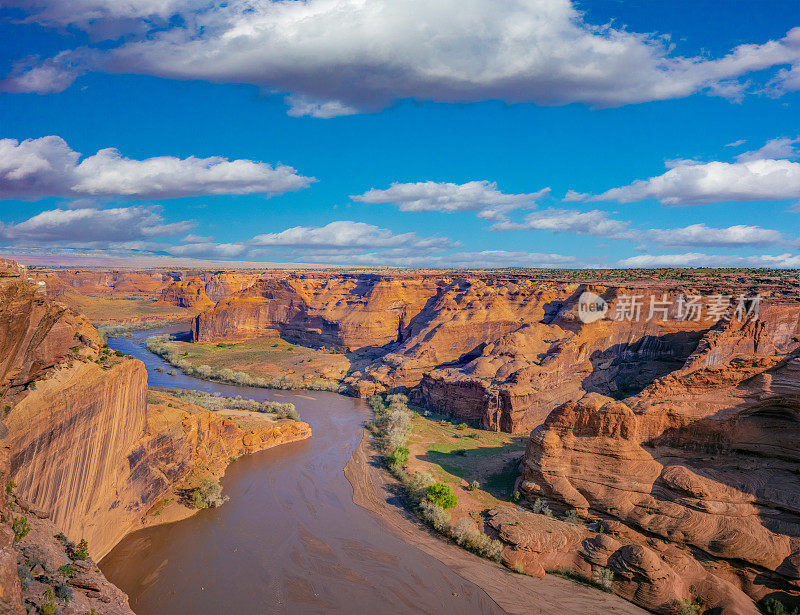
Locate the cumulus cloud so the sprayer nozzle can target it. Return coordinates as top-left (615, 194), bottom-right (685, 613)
top-left (735, 136), bottom-right (800, 162)
top-left (0, 136), bottom-right (313, 200)
top-left (0, 206), bottom-right (193, 245)
top-left (575, 138), bottom-right (800, 205)
top-left (487, 205), bottom-right (788, 249)
top-left (6, 1), bottom-right (800, 114)
top-left (642, 223), bottom-right (787, 247)
top-left (250, 220), bottom-right (452, 250)
top-left (491, 208), bottom-right (630, 237)
top-left (0, 52), bottom-right (86, 94)
top-left (618, 252), bottom-right (800, 268)
top-left (353, 181), bottom-right (548, 221)
top-left (169, 220), bottom-right (452, 260)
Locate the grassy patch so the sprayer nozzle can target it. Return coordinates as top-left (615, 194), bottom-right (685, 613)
top-left (146, 335), bottom-right (348, 391)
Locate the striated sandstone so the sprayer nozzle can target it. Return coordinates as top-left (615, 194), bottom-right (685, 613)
top-left (0, 260), bottom-right (312, 610)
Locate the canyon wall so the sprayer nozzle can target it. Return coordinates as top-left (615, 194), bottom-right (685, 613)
top-left (511, 304), bottom-right (800, 613)
top-left (0, 260), bottom-right (311, 612)
top-left (184, 271), bottom-right (800, 433)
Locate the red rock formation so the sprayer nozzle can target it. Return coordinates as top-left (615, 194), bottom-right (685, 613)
top-left (515, 306), bottom-right (800, 612)
top-left (190, 273), bottom-right (793, 433)
top-left (0, 260), bottom-right (311, 610)
top-left (192, 273), bottom-right (444, 348)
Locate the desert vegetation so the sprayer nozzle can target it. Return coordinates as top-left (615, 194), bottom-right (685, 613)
top-left (191, 477), bottom-right (227, 509)
top-left (146, 334), bottom-right (347, 392)
top-left (150, 388), bottom-right (301, 420)
top-left (367, 393), bottom-right (504, 563)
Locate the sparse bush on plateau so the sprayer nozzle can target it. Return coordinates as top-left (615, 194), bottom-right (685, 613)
top-left (145, 335), bottom-right (344, 392)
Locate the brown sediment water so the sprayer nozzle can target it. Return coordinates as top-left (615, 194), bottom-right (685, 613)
top-left (100, 327), bottom-right (646, 615)
top-left (99, 328), bottom-right (502, 614)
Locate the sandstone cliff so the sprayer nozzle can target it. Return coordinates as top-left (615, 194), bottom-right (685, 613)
top-left (513, 306), bottom-right (800, 613)
top-left (0, 260), bottom-right (311, 613)
top-left (187, 272), bottom-right (800, 434)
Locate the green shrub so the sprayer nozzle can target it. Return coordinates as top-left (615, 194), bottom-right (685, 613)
top-left (70, 538), bottom-right (89, 561)
top-left (114, 350), bottom-right (125, 357)
top-left (563, 509), bottom-right (579, 524)
top-left (426, 483), bottom-right (457, 509)
top-left (456, 423), bottom-right (468, 430)
top-left (41, 586), bottom-right (57, 614)
top-left (407, 471), bottom-right (435, 501)
top-left (192, 478), bottom-right (226, 509)
top-left (675, 598), bottom-right (702, 615)
top-left (57, 564), bottom-right (76, 578)
top-left (761, 598), bottom-right (800, 615)
top-left (532, 497), bottom-right (552, 516)
top-left (389, 446), bottom-right (409, 466)
top-left (467, 480), bottom-right (480, 491)
top-left (449, 518), bottom-right (502, 561)
top-left (12, 516), bottom-right (29, 542)
top-left (55, 582), bottom-right (73, 603)
top-left (510, 490), bottom-right (521, 503)
top-left (17, 564), bottom-right (31, 591)
top-left (6, 480), bottom-right (16, 495)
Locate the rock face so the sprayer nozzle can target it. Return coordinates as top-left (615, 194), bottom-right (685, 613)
top-left (192, 273), bottom-right (444, 348)
top-left (515, 305), bottom-right (800, 613)
top-left (0, 260), bottom-right (311, 612)
top-left (186, 271), bottom-right (800, 433)
top-left (158, 271), bottom-right (262, 310)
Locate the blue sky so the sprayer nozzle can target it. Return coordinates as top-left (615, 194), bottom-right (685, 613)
top-left (1, 0), bottom-right (799, 268)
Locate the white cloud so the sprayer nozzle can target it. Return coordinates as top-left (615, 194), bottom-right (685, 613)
top-left (579, 143), bottom-right (800, 205)
top-left (735, 136), bottom-right (800, 162)
top-left (6, 1), bottom-right (800, 114)
top-left (618, 252), bottom-right (800, 268)
top-left (643, 223), bottom-right (786, 248)
top-left (180, 233), bottom-right (214, 243)
top-left (0, 136), bottom-right (313, 199)
top-left (283, 249), bottom-right (578, 268)
top-left (169, 220), bottom-right (452, 260)
top-left (491, 208), bottom-right (630, 237)
top-left (725, 139), bottom-right (746, 148)
top-left (352, 181), bottom-right (548, 221)
top-left (0, 206), bottom-right (193, 245)
top-left (250, 220), bottom-right (451, 250)
top-left (0, 52), bottom-right (86, 94)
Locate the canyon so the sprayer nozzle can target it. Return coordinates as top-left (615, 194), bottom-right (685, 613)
top-left (4, 263), bottom-right (800, 613)
top-left (165, 268), bottom-right (800, 612)
top-left (0, 260), bottom-right (310, 613)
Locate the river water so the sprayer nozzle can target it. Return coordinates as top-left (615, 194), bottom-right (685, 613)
top-left (100, 328), bottom-right (502, 614)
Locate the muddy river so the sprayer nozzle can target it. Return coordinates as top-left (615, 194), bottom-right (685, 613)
top-left (100, 328), bottom-right (502, 614)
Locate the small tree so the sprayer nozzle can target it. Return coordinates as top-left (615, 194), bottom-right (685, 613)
top-left (71, 538), bottom-right (89, 561)
top-left (426, 483), bottom-right (457, 509)
top-left (192, 478), bottom-right (226, 509)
